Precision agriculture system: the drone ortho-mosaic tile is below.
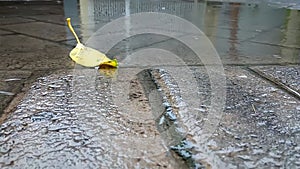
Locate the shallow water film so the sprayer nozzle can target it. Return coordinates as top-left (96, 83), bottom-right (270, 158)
top-left (0, 0), bottom-right (299, 168)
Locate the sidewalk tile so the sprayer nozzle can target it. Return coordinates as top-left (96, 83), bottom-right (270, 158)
top-left (0, 22), bottom-right (67, 41)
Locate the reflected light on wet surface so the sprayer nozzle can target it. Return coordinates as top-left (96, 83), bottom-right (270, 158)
top-left (65, 0), bottom-right (300, 65)
top-left (0, 0), bottom-right (299, 169)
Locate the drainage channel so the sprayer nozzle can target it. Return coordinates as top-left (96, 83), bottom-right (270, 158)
top-left (138, 69), bottom-right (210, 169)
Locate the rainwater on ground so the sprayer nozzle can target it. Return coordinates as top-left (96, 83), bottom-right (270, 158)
top-left (65, 0), bottom-right (300, 65)
top-left (0, 0), bottom-right (300, 168)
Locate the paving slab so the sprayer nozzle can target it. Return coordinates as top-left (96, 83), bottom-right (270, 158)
top-left (154, 66), bottom-right (300, 168)
top-left (214, 38), bottom-right (300, 65)
top-left (106, 34), bottom-right (199, 65)
top-left (206, 67), bottom-right (299, 168)
top-left (0, 29), bottom-right (14, 35)
top-left (250, 28), bottom-right (300, 49)
top-left (0, 2), bottom-right (63, 16)
top-left (0, 34), bottom-right (73, 70)
top-left (249, 66), bottom-right (300, 97)
top-left (0, 22), bottom-right (68, 42)
top-left (22, 14), bottom-right (66, 25)
top-left (0, 16), bottom-right (34, 26)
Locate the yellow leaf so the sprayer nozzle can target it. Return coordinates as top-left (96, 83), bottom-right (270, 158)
top-left (66, 18), bottom-right (118, 68)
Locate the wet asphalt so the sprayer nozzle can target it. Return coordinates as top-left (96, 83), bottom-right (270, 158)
top-left (0, 1), bottom-right (299, 168)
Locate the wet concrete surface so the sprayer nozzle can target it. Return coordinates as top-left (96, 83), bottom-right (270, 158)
top-left (251, 66), bottom-right (300, 94)
top-left (194, 67), bottom-right (300, 168)
top-left (0, 67), bottom-right (299, 168)
top-left (0, 0), bottom-right (300, 168)
top-left (150, 66), bottom-right (299, 168)
top-left (0, 71), bottom-right (32, 121)
top-left (0, 69), bottom-right (184, 168)
top-left (0, 35), bottom-right (73, 70)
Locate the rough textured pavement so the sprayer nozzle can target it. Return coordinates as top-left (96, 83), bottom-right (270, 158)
top-left (0, 67), bottom-right (299, 168)
top-left (0, 1), bottom-right (299, 169)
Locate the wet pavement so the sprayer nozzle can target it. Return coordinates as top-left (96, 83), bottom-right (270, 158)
top-left (258, 66), bottom-right (299, 90)
top-left (0, 0), bottom-right (300, 168)
top-left (0, 70), bottom-right (180, 168)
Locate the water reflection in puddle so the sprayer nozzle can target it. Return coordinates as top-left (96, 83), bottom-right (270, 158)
top-left (64, 0), bottom-right (300, 65)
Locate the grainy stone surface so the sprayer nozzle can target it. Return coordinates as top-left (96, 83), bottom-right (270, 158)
top-left (194, 67), bottom-right (300, 168)
top-left (252, 66), bottom-right (300, 93)
top-left (0, 71), bottom-right (32, 119)
top-left (0, 1), bottom-right (300, 168)
top-left (0, 67), bottom-right (299, 168)
top-left (0, 22), bottom-right (69, 42)
top-left (0, 69), bottom-right (184, 168)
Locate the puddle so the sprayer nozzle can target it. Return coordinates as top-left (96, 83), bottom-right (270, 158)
top-left (64, 0), bottom-right (300, 65)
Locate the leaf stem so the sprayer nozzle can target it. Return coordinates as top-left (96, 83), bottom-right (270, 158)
top-left (66, 18), bottom-right (81, 44)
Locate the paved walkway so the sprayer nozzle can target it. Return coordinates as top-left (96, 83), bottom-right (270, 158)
top-left (0, 1), bottom-right (299, 168)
